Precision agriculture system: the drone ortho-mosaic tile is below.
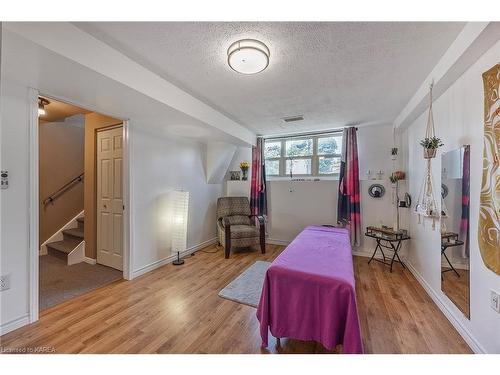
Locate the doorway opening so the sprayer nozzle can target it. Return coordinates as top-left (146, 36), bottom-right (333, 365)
top-left (38, 95), bottom-right (125, 311)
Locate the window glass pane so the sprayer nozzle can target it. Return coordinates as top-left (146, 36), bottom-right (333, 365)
top-left (285, 138), bottom-right (313, 157)
top-left (285, 158), bottom-right (312, 175)
top-left (265, 159), bottom-right (280, 175)
top-left (318, 156), bottom-right (341, 174)
top-left (318, 135), bottom-right (342, 155)
top-left (264, 141), bottom-right (281, 158)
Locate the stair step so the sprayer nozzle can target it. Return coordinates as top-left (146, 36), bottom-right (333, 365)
top-left (63, 227), bottom-right (84, 240)
top-left (46, 239), bottom-right (81, 261)
top-left (46, 239), bottom-right (81, 254)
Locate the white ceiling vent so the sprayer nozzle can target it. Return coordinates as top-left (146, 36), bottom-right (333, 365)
top-left (282, 115), bottom-right (304, 123)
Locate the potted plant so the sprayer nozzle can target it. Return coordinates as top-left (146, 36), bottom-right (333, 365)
top-left (389, 173), bottom-right (399, 187)
top-left (393, 170), bottom-right (405, 181)
top-left (240, 161), bottom-right (250, 181)
top-left (420, 137), bottom-right (443, 159)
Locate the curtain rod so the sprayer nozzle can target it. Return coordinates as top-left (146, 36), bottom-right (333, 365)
top-left (261, 126), bottom-right (357, 141)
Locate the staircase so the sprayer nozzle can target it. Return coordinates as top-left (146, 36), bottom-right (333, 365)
top-left (46, 216), bottom-right (84, 262)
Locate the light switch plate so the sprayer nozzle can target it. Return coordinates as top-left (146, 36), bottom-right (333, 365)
top-left (491, 290), bottom-right (500, 313)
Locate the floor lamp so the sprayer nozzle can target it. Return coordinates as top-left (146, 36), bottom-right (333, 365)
top-left (171, 190), bottom-right (189, 266)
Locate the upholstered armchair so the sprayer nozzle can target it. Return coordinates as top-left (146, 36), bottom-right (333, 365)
top-left (216, 197), bottom-right (265, 259)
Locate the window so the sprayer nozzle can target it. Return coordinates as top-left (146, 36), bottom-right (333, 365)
top-left (264, 132), bottom-right (343, 177)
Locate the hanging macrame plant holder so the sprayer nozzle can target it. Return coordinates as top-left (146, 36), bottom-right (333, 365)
top-left (423, 83), bottom-right (437, 159)
top-left (415, 83), bottom-right (440, 228)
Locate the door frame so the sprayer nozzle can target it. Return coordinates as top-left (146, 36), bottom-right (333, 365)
top-left (28, 88), bottom-right (133, 324)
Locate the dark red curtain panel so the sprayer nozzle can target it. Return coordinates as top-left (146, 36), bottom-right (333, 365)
top-left (337, 127), bottom-right (361, 246)
top-left (250, 137), bottom-right (268, 217)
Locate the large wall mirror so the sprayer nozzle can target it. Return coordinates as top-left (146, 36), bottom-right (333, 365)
top-left (440, 145), bottom-right (470, 318)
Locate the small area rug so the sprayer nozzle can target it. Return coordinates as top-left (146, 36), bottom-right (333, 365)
top-left (218, 260), bottom-right (271, 307)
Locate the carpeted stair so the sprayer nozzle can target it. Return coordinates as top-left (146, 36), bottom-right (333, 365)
top-left (46, 216), bottom-right (84, 261)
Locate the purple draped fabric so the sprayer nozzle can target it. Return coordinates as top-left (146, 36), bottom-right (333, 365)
top-left (460, 145), bottom-right (470, 258)
top-left (256, 226), bottom-right (363, 353)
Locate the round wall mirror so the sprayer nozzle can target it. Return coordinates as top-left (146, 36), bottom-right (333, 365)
top-left (368, 184), bottom-right (385, 198)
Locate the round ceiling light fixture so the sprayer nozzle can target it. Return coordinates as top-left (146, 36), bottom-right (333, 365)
top-left (227, 39), bottom-right (270, 75)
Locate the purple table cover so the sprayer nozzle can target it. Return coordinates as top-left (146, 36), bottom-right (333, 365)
top-left (256, 226), bottom-right (363, 353)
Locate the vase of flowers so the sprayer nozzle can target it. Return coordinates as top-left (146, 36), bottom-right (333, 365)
top-left (420, 137), bottom-right (443, 159)
top-left (240, 161), bottom-right (250, 181)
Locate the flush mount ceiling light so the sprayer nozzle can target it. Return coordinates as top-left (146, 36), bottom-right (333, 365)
top-left (227, 39), bottom-right (270, 74)
top-left (38, 97), bottom-right (50, 117)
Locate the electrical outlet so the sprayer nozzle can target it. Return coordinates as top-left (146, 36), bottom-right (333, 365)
top-left (0, 274), bottom-right (11, 291)
top-left (491, 290), bottom-right (500, 313)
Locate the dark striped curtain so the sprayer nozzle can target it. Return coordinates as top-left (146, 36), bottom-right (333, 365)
top-left (250, 137), bottom-right (267, 217)
top-left (460, 145), bottom-right (470, 258)
top-left (337, 127), bottom-right (361, 246)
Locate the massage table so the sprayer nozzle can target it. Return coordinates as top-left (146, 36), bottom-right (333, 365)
top-left (256, 225), bottom-right (363, 353)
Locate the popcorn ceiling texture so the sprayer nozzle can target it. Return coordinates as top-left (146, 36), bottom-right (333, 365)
top-left (75, 22), bottom-right (465, 135)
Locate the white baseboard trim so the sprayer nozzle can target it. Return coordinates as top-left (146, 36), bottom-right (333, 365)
top-left (352, 249), bottom-right (377, 259)
top-left (0, 314), bottom-right (30, 335)
top-left (131, 238), bottom-right (217, 279)
top-left (405, 260), bottom-right (485, 354)
top-left (84, 256), bottom-right (96, 265)
top-left (266, 238), bottom-right (290, 246)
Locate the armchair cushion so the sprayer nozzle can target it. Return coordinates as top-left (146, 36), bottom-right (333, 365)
top-left (229, 225), bottom-right (260, 239)
top-left (225, 215), bottom-right (252, 226)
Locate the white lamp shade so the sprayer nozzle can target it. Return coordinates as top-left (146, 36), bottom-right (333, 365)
top-left (227, 39), bottom-right (270, 74)
top-left (171, 190), bottom-right (189, 253)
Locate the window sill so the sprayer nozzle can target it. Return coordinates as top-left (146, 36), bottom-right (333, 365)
top-left (267, 176), bottom-right (340, 182)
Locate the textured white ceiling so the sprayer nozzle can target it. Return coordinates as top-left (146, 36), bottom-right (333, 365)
top-left (75, 22), bottom-right (465, 135)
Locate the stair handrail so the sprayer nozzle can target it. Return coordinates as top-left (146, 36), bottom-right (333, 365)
top-left (43, 172), bottom-right (84, 206)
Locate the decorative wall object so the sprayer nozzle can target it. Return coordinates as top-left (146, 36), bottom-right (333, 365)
top-left (391, 147), bottom-right (398, 160)
top-left (230, 171), bottom-right (241, 180)
top-left (415, 84), bottom-right (441, 228)
top-left (368, 184), bottom-right (385, 198)
top-left (478, 64), bottom-right (500, 275)
top-left (388, 171), bottom-right (406, 231)
top-left (441, 184), bottom-right (449, 199)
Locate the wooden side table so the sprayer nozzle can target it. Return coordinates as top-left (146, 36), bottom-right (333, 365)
top-left (441, 232), bottom-right (464, 280)
top-left (365, 227), bottom-right (410, 272)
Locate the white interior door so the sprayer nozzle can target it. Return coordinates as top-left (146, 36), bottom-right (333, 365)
top-left (97, 126), bottom-right (123, 271)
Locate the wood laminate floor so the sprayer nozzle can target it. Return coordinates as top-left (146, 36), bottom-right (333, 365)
top-left (441, 268), bottom-right (470, 318)
top-left (0, 244), bottom-right (472, 354)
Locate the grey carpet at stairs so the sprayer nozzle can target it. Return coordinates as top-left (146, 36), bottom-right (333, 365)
top-left (218, 260), bottom-right (271, 308)
top-left (39, 254), bottom-right (122, 311)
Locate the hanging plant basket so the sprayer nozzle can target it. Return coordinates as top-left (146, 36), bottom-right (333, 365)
top-left (415, 83), bottom-right (442, 229)
top-left (423, 147), bottom-right (437, 159)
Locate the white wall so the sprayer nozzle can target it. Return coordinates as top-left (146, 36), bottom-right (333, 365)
top-left (0, 80), bottom-right (31, 332)
top-left (131, 127), bottom-right (222, 275)
top-left (266, 124), bottom-right (404, 254)
top-left (403, 40), bottom-right (500, 353)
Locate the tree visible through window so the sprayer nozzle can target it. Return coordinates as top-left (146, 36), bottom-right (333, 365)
top-left (264, 132), bottom-right (342, 177)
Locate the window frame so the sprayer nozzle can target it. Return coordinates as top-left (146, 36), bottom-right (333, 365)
top-left (264, 131), bottom-right (343, 178)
